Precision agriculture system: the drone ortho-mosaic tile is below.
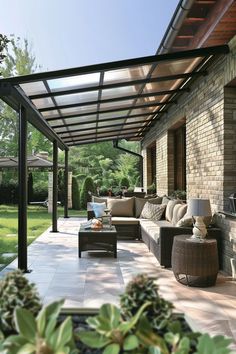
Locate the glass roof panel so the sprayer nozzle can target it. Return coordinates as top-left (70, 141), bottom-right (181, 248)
top-left (47, 73), bottom-right (100, 92)
top-left (63, 129), bottom-right (97, 137)
top-left (51, 115), bottom-right (97, 126)
top-left (98, 110), bottom-right (129, 120)
top-left (151, 57), bottom-right (203, 77)
top-left (135, 95), bottom-right (167, 106)
top-left (59, 105), bottom-right (97, 115)
top-left (100, 99), bottom-right (134, 110)
top-left (104, 65), bottom-right (151, 84)
top-left (32, 97), bottom-right (54, 109)
top-left (55, 91), bottom-right (98, 106)
top-left (20, 81), bottom-right (47, 96)
top-left (49, 119), bottom-right (65, 127)
top-left (143, 80), bottom-right (178, 93)
top-left (55, 122), bottom-right (95, 133)
top-left (42, 110), bottom-right (60, 119)
top-left (98, 119), bottom-right (125, 127)
top-left (101, 85), bottom-right (141, 99)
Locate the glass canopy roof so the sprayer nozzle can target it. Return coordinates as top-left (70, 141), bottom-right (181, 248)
top-left (0, 45), bottom-right (229, 148)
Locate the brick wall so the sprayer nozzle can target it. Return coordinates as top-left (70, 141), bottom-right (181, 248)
top-left (223, 87), bottom-right (236, 211)
top-left (141, 35), bottom-right (236, 274)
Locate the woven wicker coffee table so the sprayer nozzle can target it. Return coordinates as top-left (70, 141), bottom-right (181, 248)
top-left (171, 235), bottom-right (219, 287)
top-left (78, 225), bottom-right (117, 258)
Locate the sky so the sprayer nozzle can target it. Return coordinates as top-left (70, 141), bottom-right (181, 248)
top-left (1, 0), bottom-right (179, 73)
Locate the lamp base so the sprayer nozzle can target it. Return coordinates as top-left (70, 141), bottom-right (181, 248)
top-left (190, 216), bottom-right (207, 240)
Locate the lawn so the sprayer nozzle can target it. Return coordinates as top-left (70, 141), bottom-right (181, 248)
top-left (0, 205), bottom-right (87, 270)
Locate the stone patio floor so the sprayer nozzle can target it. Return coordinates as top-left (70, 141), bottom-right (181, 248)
top-left (1, 217), bottom-right (236, 348)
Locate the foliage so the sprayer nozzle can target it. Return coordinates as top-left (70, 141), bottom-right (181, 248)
top-left (28, 172), bottom-right (34, 203)
top-left (78, 302), bottom-right (152, 354)
top-left (80, 176), bottom-right (95, 209)
top-left (72, 176), bottom-right (80, 210)
top-left (120, 176), bottom-right (130, 189)
top-left (120, 274), bottom-right (173, 331)
top-left (0, 270), bottom-right (42, 334)
top-left (0, 34), bottom-right (9, 70)
top-left (171, 190), bottom-right (187, 201)
top-left (147, 183), bottom-right (156, 195)
top-left (0, 36), bottom-right (51, 157)
top-left (58, 169), bottom-right (65, 205)
top-left (0, 181), bottom-right (18, 204)
top-left (0, 272), bottom-right (233, 354)
top-left (66, 140), bottom-right (141, 191)
top-left (2, 300), bottom-right (78, 354)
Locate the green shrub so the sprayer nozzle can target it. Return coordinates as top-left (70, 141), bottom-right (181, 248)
top-left (147, 183), bottom-right (156, 194)
top-left (0, 270), bottom-right (42, 334)
top-left (27, 172), bottom-right (33, 203)
top-left (72, 176), bottom-right (80, 210)
top-left (120, 176), bottom-right (130, 189)
top-left (80, 176), bottom-right (95, 209)
top-left (0, 182), bottom-right (18, 204)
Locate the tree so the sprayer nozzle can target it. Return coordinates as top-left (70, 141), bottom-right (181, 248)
top-left (0, 37), bottom-right (51, 157)
top-left (80, 176), bottom-right (95, 209)
top-left (0, 34), bottom-right (9, 72)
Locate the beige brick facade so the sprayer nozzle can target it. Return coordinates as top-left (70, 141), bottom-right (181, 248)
top-left (142, 35), bottom-right (236, 274)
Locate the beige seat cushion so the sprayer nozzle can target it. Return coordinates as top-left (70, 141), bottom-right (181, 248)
top-left (172, 204), bottom-right (188, 225)
top-left (107, 197), bottom-right (134, 217)
top-left (111, 217), bottom-right (139, 225)
top-left (165, 200), bottom-right (182, 222)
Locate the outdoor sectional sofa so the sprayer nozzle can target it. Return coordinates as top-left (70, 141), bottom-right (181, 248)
top-left (87, 196), bottom-right (221, 268)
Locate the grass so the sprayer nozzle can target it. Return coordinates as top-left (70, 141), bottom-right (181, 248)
top-left (0, 205), bottom-right (87, 269)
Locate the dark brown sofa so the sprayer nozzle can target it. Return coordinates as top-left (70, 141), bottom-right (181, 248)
top-left (87, 197), bottom-right (222, 268)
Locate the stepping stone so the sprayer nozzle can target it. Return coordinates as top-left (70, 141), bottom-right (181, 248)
top-left (1, 253), bottom-right (17, 258)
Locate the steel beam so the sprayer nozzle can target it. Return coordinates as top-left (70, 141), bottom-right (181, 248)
top-left (64, 149), bottom-right (69, 218)
top-left (52, 140), bottom-right (58, 232)
top-left (18, 105), bottom-right (28, 271)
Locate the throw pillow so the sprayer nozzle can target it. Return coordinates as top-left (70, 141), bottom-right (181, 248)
top-left (134, 197), bottom-right (147, 218)
top-left (107, 197), bottom-right (135, 217)
top-left (91, 202), bottom-right (106, 218)
top-left (140, 202), bottom-right (166, 220)
top-left (161, 195), bottom-right (171, 205)
top-left (165, 200), bottom-right (182, 222)
top-left (176, 213), bottom-right (193, 227)
top-left (172, 204), bottom-right (188, 226)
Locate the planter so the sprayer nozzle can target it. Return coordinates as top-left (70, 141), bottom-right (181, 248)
top-left (59, 308), bottom-right (196, 353)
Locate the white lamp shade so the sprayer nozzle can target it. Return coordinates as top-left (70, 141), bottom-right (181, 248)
top-left (187, 198), bottom-right (211, 216)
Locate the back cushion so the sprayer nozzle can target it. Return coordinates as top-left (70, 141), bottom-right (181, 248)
top-left (135, 198), bottom-right (147, 218)
top-left (148, 197), bottom-right (163, 205)
top-left (165, 200), bottom-right (182, 222)
top-left (107, 197), bottom-right (135, 217)
top-left (92, 196), bottom-right (107, 205)
top-left (171, 204), bottom-right (188, 225)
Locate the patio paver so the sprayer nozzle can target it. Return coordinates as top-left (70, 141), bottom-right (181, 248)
top-left (1, 217), bottom-right (236, 348)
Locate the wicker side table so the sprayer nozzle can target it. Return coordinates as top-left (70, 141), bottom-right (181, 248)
top-left (171, 235), bottom-right (219, 287)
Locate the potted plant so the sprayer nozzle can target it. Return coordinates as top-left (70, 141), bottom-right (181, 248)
top-left (0, 272), bottom-right (233, 353)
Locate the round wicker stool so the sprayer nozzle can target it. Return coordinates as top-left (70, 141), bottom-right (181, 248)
top-left (171, 235), bottom-right (219, 287)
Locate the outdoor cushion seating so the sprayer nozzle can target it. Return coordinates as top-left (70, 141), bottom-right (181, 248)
top-left (87, 196), bottom-right (222, 267)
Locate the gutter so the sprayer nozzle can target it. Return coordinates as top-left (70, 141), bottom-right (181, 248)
top-left (156, 0), bottom-right (195, 54)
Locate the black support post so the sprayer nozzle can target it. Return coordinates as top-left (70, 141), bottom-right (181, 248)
top-left (52, 140), bottom-right (58, 232)
top-left (18, 105), bottom-right (28, 271)
top-left (64, 149), bottom-right (69, 218)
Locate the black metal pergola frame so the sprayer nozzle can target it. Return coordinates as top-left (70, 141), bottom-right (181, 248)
top-left (0, 44), bottom-right (229, 271)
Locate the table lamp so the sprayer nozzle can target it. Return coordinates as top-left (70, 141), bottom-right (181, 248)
top-left (187, 198), bottom-right (211, 240)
